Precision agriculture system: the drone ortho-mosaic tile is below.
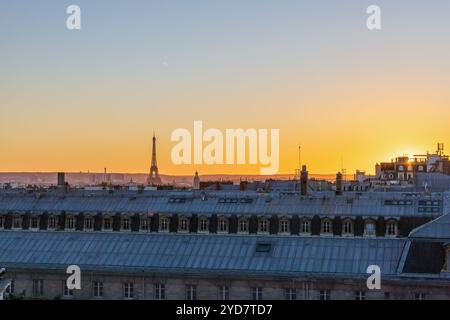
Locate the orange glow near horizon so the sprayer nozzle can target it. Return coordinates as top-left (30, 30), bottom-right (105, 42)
top-left (1, 2), bottom-right (450, 176)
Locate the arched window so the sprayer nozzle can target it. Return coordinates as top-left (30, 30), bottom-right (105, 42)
top-left (198, 216), bottom-right (209, 233)
top-left (48, 215), bottom-right (58, 230)
top-left (258, 218), bottom-right (269, 234)
top-left (279, 218), bottom-right (290, 234)
top-left (218, 216), bottom-right (228, 233)
top-left (300, 219), bottom-right (310, 234)
top-left (159, 216), bottom-right (169, 232)
top-left (342, 219), bottom-right (353, 236)
top-left (386, 220), bottom-right (397, 237)
top-left (179, 216), bottom-right (189, 232)
top-left (321, 219), bottom-right (332, 235)
top-left (84, 215), bottom-right (94, 230)
top-left (364, 219), bottom-right (376, 237)
top-left (66, 215), bottom-right (75, 230)
top-left (238, 217), bottom-right (249, 233)
top-left (121, 215), bottom-right (130, 231)
top-left (103, 215), bottom-right (112, 231)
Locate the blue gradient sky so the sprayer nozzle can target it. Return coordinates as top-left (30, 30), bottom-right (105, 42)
top-left (1, 1), bottom-right (450, 174)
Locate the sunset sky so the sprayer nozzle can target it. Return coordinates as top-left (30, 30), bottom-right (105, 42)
top-left (1, 1), bottom-right (449, 175)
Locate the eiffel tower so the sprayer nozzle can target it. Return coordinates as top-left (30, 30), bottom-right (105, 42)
top-left (147, 133), bottom-right (162, 185)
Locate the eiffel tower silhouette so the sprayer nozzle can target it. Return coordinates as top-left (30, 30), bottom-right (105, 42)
top-left (147, 133), bottom-right (162, 185)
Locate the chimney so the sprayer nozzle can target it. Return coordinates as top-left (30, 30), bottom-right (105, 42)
top-left (336, 172), bottom-right (343, 195)
top-left (57, 172), bottom-right (65, 187)
top-left (300, 165), bottom-right (308, 196)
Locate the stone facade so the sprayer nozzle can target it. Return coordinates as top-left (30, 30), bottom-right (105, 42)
top-left (5, 270), bottom-right (449, 300)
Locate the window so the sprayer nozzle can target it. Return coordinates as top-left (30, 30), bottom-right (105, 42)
top-left (159, 217), bottom-right (169, 232)
top-left (284, 288), bottom-right (296, 300)
top-left (93, 281), bottom-right (104, 298)
top-left (154, 283), bottom-right (165, 300)
top-left (386, 220), bottom-right (397, 236)
top-left (179, 217), bottom-right (189, 232)
top-left (279, 219), bottom-right (289, 234)
top-left (140, 217), bottom-right (150, 231)
top-left (48, 215), bottom-right (57, 230)
top-left (122, 216), bottom-right (130, 230)
top-left (31, 216), bottom-right (39, 229)
top-left (123, 282), bottom-right (134, 299)
top-left (414, 293), bottom-right (427, 300)
top-left (218, 217), bottom-right (228, 233)
top-left (186, 285), bottom-right (197, 300)
top-left (319, 289), bottom-right (331, 300)
top-left (252, 287), bottom-right (263, 300)
top-left (84, 216), bottom-right (93, 230)
top-left (258, 219), bottom-right (269, 233)
top-left (446, 248), bottom-right (450, 272)
top-left (13, 215), bottom-right (22, 229)
top-left (32, 279), bottom-right (44, 297)
top-left (0, 215), bottom-right (5, 229)
top-left (301, 219), bottom-right (310, 234)
top-left (355, 291), bottom-right (366, 300)
top-left (62, 281), bottom-right (73, 298)
top-left (103, 216), bottom-right (112, 230)
top-left (343, 220), bottom-right (353, 236)
top-left (322, 219), bottom-right (332, 234)
top-left (238, 218), bottom-right (248, 233)
top-left (66, 216), bottom-right (75, 230)
top-left (198, 218), bottom-right (208, 232)
top-left (218, 286), bottom-right (229, 300)
top-left (364, 221), bottom-right (376, 237)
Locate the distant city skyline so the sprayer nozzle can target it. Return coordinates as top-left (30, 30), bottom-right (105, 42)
top-left (1, 1), bottom-right (449, 175)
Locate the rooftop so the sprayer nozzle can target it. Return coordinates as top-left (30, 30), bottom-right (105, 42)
top-left (0, 230), bottom-right (407, 278)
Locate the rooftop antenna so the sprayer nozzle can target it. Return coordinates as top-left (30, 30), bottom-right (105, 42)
top-left (298, 145), bottom-right (302, 171)
top-left (437, 143), bottom-right (444, 156)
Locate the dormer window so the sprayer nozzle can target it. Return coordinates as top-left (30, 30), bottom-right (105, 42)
top-left (13, 215), bottom-right (22, 229)
top-left (258, 218), bottom-right (269, 234)
top-left (84, 215), bottom-right (93, 230)
top-left (342, 219), bottom-right (353, 236)
top-left (218, 217), bottom-right (228, 233)
top-left (364, 220), bottom-right (376, 237)
top-left (48, 215), bottom-right (57, 230)
top-left (300, 219), bottom-right (310, 234)
top-left (198, 217), bottom-right (209, 233)
top-left (121, 215), bottom-right (130, 231)
top-left (140, 216), bottom-right (150, 232)
top-left (103, 216), bottom-right (112, 231)
top-left (30, 216), bottom-right (39, 230)
top-left (279, 218), bottom-right (289, 234)
top-left (179, 216), bottom-right (189, 232)
top-left (66, 215), bottom-right (75, 230)
top-left (321, 219), bottom-right (332, 235)
top-left (386, 220), bottom-right (397, 237)
top-left (238, 217), bottom-right (248, 233)
top-left (159, 216), bottom-right (169, 232)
